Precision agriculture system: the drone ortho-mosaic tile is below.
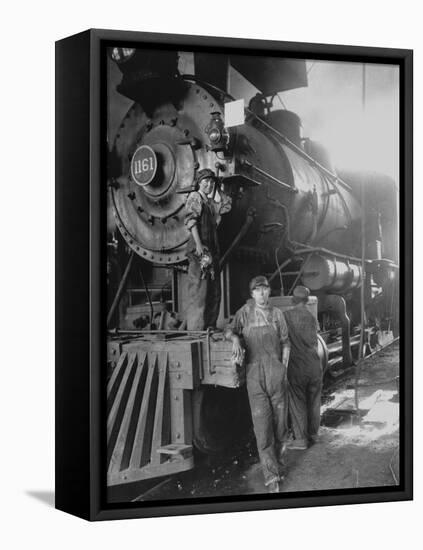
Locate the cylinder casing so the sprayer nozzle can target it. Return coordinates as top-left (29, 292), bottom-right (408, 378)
top-left (301, 254), bottom-right (362, 292)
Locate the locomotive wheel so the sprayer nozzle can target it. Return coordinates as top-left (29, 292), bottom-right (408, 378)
top-left (192, 386), bottom-right (252, 455)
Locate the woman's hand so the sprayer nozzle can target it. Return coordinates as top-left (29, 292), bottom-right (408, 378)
top-left (231, 336), bottom-right (244, 365)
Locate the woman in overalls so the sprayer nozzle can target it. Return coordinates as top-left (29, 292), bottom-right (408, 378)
top-left (184, 168), bottom-right (231, 330)
top-left (225, 276), bottom-right (290, 493)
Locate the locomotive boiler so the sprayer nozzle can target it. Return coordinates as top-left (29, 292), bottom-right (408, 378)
top-left (106, 47), bottom-right (398, 491)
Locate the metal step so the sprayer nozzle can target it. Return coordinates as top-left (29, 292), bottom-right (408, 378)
top-left (156, 444), bottom-right (193, 457)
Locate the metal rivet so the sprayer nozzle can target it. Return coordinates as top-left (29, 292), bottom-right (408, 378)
top-left (176, 433), bottom-right (181, 439)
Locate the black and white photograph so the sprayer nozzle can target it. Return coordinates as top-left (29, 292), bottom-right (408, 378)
top-left (105, 43), bottom-right (402, 504)
top-left (3, 0), bottom-right (420, 543)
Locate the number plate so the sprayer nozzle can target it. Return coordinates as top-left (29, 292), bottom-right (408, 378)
top-left (130, 145), bottom-right (157, 186)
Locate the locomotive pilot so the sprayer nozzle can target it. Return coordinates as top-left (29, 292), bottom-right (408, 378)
top-left (225, 276), bottom-right (291, 493)
top-left (184, 168), bottom-right (231, 330)
top-left (284, 286), bottom-right (322, 449)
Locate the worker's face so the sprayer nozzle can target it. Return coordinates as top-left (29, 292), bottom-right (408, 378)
top-left (199, 177), bottom-right (214, 196)
top-left (251, 285), bottom-right (270, 306)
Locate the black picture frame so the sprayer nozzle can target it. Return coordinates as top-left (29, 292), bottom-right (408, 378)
top-left (55, 28), bottom-right (413, 521)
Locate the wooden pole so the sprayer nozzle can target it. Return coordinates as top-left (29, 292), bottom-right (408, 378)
top-left (356, 64), bottom-right (367, 419)
top-left (358, 64), bottom-right (367, 361)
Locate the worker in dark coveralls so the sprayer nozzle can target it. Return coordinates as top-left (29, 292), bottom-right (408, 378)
top-left (184, 168), bottom-right (231, 330)
top-left (284, 286), bottom-right (322, 450)
top-left (225, 276), bottom-right (291, 493)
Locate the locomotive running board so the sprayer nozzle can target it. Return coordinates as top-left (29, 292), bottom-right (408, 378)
top-left (107, 349), bottom-right (195, 487)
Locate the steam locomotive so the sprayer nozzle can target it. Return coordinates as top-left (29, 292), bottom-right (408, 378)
top-left (106, 46), bottom-right (398, 491)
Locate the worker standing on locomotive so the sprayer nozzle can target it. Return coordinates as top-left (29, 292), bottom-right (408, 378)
top-left (225, 276), bottom-right (291, 493)
top-left (284, 286), bottom-right (322, 449)
top-left (184, 168), bottom-right (231, 330)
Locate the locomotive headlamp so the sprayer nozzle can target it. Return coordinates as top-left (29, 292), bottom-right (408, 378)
top-left (205, 112), bottom-right (229, 152)
top-left (110, 47), bottom-right (136, 64)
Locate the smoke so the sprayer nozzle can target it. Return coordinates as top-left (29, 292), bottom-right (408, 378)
top-left (283, 60), bottom-right (399, 181)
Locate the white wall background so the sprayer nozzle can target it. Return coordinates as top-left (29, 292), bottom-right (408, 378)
top-left (0, 1), bottom-right (420, 548)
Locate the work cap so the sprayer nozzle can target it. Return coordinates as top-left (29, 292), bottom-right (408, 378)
top-left (249, 275), bottom-right (270, 292)
top-left (196, 168), bottom-right (216, 186)
top-left (293, 285), bottom-right (310, 301)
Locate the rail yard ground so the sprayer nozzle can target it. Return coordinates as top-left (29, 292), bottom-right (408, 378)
top-left (110, 343), bottom-right (399, 502)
